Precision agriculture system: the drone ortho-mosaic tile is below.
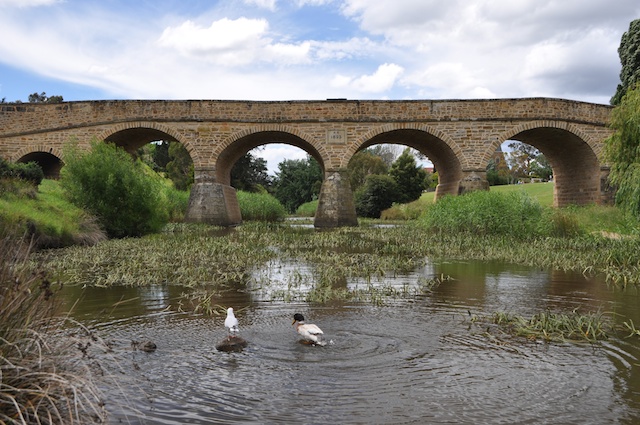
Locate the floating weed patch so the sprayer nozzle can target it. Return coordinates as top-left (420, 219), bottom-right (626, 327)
top-left (36, 220), bottom-right (640, 310)
top-left (472, 310), bottom-right (612, 343)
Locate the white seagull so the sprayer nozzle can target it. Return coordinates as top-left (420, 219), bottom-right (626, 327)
top-left (225, 307), bottom-right (239, 337)
top-left (292, 313), bottom-right (326, 346)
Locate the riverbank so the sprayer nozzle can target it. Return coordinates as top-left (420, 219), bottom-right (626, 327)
top-left (3, 179), bottom-right (638, 288)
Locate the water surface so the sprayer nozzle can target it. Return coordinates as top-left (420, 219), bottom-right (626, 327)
top-left (62, 260), bottom-right (640, 424)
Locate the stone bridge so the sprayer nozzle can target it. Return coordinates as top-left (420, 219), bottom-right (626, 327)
top-left (0, 98), bottom-right (613, 227)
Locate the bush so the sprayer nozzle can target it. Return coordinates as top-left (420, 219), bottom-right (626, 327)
top-left (237, 190), bottom-right (286, 222)
top-left (419, 190), bottom-right (545, 238)
top-left (0, 157), bottom-right (44, 185)
top-left (295, 200), bottom-right (318, 217)
top-left (60, 141), bottom-right (170, 238)
top-left (355, 174), bottom-right (399, 218)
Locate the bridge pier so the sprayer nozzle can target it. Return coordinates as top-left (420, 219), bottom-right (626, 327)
top-left (457, 169), bottom-right (489, 195)
top-left (184, 167), bottom-right (242, 226)
top-left (314, 169), bottom-right (358, 228)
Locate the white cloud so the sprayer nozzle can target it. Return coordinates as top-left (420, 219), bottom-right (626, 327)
top-left (243, 0), bottom-right (277, 11)
top-left (0, 0), bottom-right (637, 105)
top-left (158, 18), bottom-right (269, 65)
top-left (332, 63), bottom-right (404, 93)
top-left (0, 0), bottom-right (59, 8)
top-left (257, 144), bottom-right (309, 174)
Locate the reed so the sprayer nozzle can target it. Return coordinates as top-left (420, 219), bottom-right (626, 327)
top-left (0, 230), bottom-right (107, 424)
top-left (237, 191), bottom-right (287, 222)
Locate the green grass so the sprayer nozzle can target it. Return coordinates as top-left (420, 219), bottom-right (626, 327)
top-left (0, 179), bottom-right (105, 247)
top-left (490, 182), bottom-right (554, 207)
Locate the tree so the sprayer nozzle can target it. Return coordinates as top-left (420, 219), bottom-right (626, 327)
top-left (28, 92), bottom-right (63, 103)
top-left (604, 85), bottom-right (640, 219)
top-left (612, 19), bottom-right (640, 105)
top-left (272, 156), bottom-right (323, 213)
top-left (153, 141), bottom-right (171, 170)
top-left (506, 142), bottom-right (551, 181)
top-left (231, 151), bottom-right (272, 192)
top-left (530, 155), bottom-right (553, 181)
top-left (354, 174), bottom-right (399, 218)
top-left (166, 142), bottom-right (194, 191)
top-left (366, 144), bottom-right (402, 167)
top-left (347, 150), bottom-right (388, 193)
top-left (388, 148), bottom-right (427, 203)
top-left (60, 141), bottom-right (169, 238)
top-left (486, 159), bottom-right (510, 185)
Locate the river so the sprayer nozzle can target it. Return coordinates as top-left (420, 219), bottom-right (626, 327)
top-left (59, 257), bottom-right (640, 424)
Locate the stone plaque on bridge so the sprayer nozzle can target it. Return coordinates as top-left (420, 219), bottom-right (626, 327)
top-left (326, 129), bottom-right (346, 144)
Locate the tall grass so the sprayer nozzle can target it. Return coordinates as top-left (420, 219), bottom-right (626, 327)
top-left (294, 200), bottom-right (318, 217)
top-left (0, 230), bottom-right (106, 424)
top-left (237, 190), bottom-right (286, 222)
top-left (419, 190), bottom-right (546, 237)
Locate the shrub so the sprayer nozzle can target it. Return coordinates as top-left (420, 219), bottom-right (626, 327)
top-left (0, 157), bottom-right (44, 185)
top-left (295, 200), bottom-right (318, 217)
top-left (355, 174), bottom-right (399, 218)
top-left (419, 190), bottom-right (545, 238)
top-left (60, 141), bottom-right (170, 238)
top-left (237, 190), bottom-right (286, 222)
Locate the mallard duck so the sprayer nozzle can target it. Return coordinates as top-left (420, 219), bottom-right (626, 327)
top-left (292, 313), bottom-right (326, 346)
top-left (225, 307), bottom-right (239, 336)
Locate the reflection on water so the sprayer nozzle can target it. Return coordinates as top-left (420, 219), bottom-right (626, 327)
top-left (60, 260), bottom-right (640, 424)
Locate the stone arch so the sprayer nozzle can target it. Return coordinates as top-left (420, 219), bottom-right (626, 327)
top-left (350, 123), bottom-right (465, 199)
top-left (99, 121), bottom-right (198, 164)
top-left (215, 125), bottom-right (325, 185)
top-left (12, 145), bottom-right (64, 179)
top-left (492, 121), bottom-right (601, 206)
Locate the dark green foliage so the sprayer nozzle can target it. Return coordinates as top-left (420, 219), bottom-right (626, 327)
top-left (419, 190), bottom-right (545, 237)
top-left (153, 141), bottom-right (171, 170)
top-left (166, 142), bottom-right (194, 191)
top-left (273, 156), bottom-right (323, 213)
top-left (529, 155), bottom-right (553, 180)
top-left (612, 19), bottom-right (640, 105)
top-left (237, 190), bottom-right (286, 222)
top-left (355, 174), bottom-right (399, 218)
top-left (347, 150), bottom-right (388, 193)
top-left (231, 151), bottom-right (272, 192)
top-left (0, 157), bottom-right (43, 185)
top-left (605, 85), bottom-right (640, 219)
top-left (486, 168), bottom-right (509, 186)
top-left (389, 148), bottom-right (427, 203)
top-left (60, 141), bottom-right (170, 238)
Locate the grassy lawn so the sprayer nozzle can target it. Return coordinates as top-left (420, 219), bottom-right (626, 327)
top-left (490, 182), bottom-right (554, 207)
top-left (416, 182), bottom-right (554, 206)
top-left (0, 179), bottom-right (104, 246)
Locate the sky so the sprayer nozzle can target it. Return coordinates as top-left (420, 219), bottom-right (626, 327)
top-left (1, 0), bottom-right (638, 172)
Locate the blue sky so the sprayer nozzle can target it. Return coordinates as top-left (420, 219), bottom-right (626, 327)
top-left (1, 0), bottom-right (638, 171)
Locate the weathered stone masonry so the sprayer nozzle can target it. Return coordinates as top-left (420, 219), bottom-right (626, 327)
top-left (0, 98), bottom-right (614, 227)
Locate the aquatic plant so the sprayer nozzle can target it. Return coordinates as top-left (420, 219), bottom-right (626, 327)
top-left (472, 310), bottom-right (611, 343)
